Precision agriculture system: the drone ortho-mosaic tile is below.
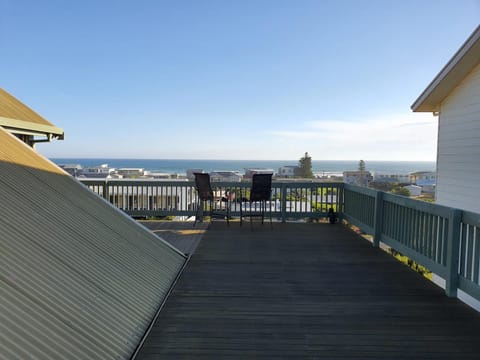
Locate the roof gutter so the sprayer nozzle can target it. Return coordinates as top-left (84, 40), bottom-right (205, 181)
top-left (0, 116), bottom-right (64, 140)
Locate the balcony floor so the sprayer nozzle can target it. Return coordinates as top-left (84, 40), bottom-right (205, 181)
top-left (136, 221), bottom-right (480, 359)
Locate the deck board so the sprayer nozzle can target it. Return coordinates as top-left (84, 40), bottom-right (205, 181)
top-left (136, 222), bottom-right (480, 359)
top-left (140, 220), bottom-right (208, 255)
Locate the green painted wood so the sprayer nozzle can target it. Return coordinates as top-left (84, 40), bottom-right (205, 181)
top-left (373, 191), bottom-right (383, 247)
top-left (446, 209), bottom-right (462, 297)
top-left (459, 223), bottom-right (468, 278)
top-left (474, 229), bottom-right (480, 284)
top-left (432, 215), bottom-right (439, 264)
top-left (461, 210), bottom-right (480, 227)
top-left (429, 214), bottom-right (435, 260)
top-left (465, 224), bottom-right (474, 280)
top-left (459, 276), bottom-right (480, 303)
top-left (380, 234), bottom-right (447, 277)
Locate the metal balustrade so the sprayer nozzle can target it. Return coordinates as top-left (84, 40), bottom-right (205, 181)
top-left (80, 179), bottom-right (480, 304)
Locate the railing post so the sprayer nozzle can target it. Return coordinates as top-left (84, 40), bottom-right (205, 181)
top-left (373, 191), bottom-right (384, 247)
top-left (103, 180), bottom-right (109, 201)
top-left (281, 183), bottom-right (287, 223)
top-left (445, 209), bottom-right (462, 297)
top-left (338, 184), bottom-right (344, 219)
top-left (198, 198), bottom-right (204, 222)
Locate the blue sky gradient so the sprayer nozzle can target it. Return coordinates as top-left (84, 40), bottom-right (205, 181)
top-left (1, 0), bottom-right (479, 160)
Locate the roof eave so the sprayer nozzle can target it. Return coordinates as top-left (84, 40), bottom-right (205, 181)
top-left (411, 25), bottom-right (480, 113)
top-left (0, 116), bottom-right (64, 140)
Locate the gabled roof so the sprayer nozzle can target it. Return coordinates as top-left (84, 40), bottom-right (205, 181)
top-left (0, 88), bottom-right (64, 139)
top-left (411, 25), bottom-right (480, 112)
top-left (0, 128), bottom-right (187, 359)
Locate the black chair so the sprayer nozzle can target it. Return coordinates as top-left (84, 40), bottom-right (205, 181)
top-left (240, 173), bottom-right (273, 229)
top-left (193, 173), bottom-right (230, 226)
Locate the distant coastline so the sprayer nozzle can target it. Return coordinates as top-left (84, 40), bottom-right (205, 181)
top-left (50, 158), bottom-right (435, 176)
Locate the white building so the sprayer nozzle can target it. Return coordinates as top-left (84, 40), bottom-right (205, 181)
top-left (143, 171), bottom-right (172, 179)
top-left (410, 171), bottom-right (436, 194)
top-left (343, 170), bottom-right (373, 187)
top-left (117, 168), bottom-right (145, 177)
top-left (278, 166), bottom-right (299, 178)
top-left (210, 171), bottom-right (242, 182)
top-left (372, 172), bottom-right (410, 184)
top-left (404, 185), bottom-right (422, 197)
top-left (410, 171), bottom-right (436, 185)
top-left (244, 168), bottom-right (274, 179)
top-left (58, 164), bottom-right (82, 177)
top-left (81, 164), bottom-right (116, 178)
top-left (412, 25), bottom-right (480, 213)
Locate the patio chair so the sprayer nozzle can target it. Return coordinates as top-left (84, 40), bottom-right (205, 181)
top-left (240, 173), bottom-right (273, 229)
top-left (193, 173), bottom-right (230, 226)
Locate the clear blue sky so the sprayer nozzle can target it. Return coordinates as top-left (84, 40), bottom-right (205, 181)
top-left (1, 0), bottom-right (479, 161)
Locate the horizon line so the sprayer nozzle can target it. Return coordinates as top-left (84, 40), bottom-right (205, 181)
top-left (48, 157), bottom-right (436, 162)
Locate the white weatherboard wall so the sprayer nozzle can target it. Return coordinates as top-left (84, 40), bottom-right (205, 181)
top-left (436, 63), bottom-right (480, 213)
top-left (0, 128), bottom-right (187, 360)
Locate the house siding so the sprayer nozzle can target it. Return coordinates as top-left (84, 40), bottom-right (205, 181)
top-left (436, 63), bottom-right (480, 212)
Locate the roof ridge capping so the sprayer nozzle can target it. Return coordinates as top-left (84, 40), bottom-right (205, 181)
top-left (411, 25), bottom-right (480, 112)
top-left (0, 87), bottom-right (64, 140)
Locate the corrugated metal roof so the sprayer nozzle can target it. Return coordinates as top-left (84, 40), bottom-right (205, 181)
top-left (0, 88), bottom-right (64, 137)
top-left (0, 128), bottom-right (187, 359)
top-left (0, 88), bottom-right (53, 126)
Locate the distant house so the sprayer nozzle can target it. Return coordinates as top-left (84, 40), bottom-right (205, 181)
top-left (410, 171), bottom-right (436, 185)
top-left (117, 167), bottom-right (145, 178)
top-left (244, 168), bottom-right (274, 179)
top-left (404, 184), bottom-right (422, 197)
top-left (278, 165), bottom-right (299, 178)
top-left (412, 25), bottom-right (480, 213)
top-left (410, 171), bottom-right (436, 194)
top-left (186, 168), bottom-right (203, 180)
top-left (210, 171), bottom-right (243, 182)
top-left (58, 163), bottom-right (82, 177)
top-left (143, 171), bottom-right (172, 179)
top-left (343, 170), bottom-right (373, 187)
top-left (372, 172), bottom-right (410, 184)
top-left (81, 163), bottom-right (116, 178)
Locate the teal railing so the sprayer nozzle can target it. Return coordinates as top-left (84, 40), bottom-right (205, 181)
top-left (80, 179), bottom-right (343, 222)
top-left (343, 184), bottom-right (480, 304)
top-left (80, 179), bottom-right (480, 304)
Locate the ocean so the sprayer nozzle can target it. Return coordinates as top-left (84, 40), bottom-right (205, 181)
top-left (50, 158), bottom-right (436, 176)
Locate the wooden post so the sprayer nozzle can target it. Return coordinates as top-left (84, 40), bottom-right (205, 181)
top-left (198, 199), bottom-right (204, 222)
top-left (373, 191), bottom-right (383, 248)
top-left (445, 209), bottom-right (462, 297)
top-left (103, 179), bottom-right (109, 200)
top-left (281, 183), bottom-right (287, 223)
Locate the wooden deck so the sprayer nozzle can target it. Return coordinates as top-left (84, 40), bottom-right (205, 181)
top-left (136, 222), bottom-right (480, 359)
top-left (139, 220), bottom-right (208, 255)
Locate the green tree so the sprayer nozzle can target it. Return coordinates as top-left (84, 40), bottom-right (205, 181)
top-left (358, 159), bottom-right (366, 171)
top-left (391, 187), bottom-right (410, 197)
top-left (297, 152), bottom-right (313, 178)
